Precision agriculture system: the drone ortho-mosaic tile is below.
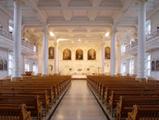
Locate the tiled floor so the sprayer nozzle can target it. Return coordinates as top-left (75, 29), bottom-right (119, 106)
top-left (51, 80), bottom-right (107, 120)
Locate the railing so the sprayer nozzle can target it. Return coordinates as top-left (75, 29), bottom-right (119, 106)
top-left (126, 41), bottom-right (137, 50)
top-left (0, 29), bottom-right (12, 40)
top-left (146, 30), bottom-right (159, 41)
top-left (22, 39), bottom-right (34, 50)
top-left (0, 29), bottom-right (35, 52)
top-left (126, 31), bottom-right (159, 50)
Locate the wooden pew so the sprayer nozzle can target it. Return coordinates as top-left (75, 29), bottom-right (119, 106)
top-left (127, 105), bottom-right (159, 120)
top-left (0, 104), bottom-right (32, 120)
top-left (0, 89), bottom-right (50, 111)
top-left (0, 75), bottom-right (71, 120)
top-left (108, 90), bottom-right (159, 113)
top-left (0, 95), bottom-right (42, 119)
top-left (116, 96), bottom-right (159, 120)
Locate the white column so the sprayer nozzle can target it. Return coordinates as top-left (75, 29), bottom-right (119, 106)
top-left (21, 54), bottom-right (25, 74)
top-left (137, 1), bottom-right (146, 78)
top-left (42, 26), bottom-right (48, 75)
top-left (110, 27), bottom-right (116, 76)
top-left (126, 59), bottom-right (130, 75)
top-left (101, 43), bottom-right (105, 74)
top-left (13, 0), bottom-right (22, 77)
top-left (116, 41), bottom-right (121, 74)
top-left (54, 42), bottom-right (59, 74)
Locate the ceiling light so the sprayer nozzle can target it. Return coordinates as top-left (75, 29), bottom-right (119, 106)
top-left (78, 39), bottom-right (81, 42)
top-left (105, 32), bottom-right (110, 37)
top-left (49, 31), bottom-right (55, 37)
top-left (131, 38), bottom-right (135, 42)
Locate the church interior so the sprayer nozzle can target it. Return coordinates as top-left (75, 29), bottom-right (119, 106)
top-left (0, 0), bottom-right (159, 119)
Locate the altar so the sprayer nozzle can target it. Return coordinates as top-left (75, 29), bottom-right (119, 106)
top-left (71, 74), bottom-right (87, 80)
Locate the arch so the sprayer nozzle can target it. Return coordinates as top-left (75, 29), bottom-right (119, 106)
top-left (76, 49), bottom-right (83, 60)
top-left (88, 48), bottom-right (96, 60)
top-left (63, 48), bottom-right (71, 60)
top-left (105, 47), bottom-right (111, 59)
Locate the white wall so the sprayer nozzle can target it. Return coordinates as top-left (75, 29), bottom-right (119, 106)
top-left (0, 10), bottom-right (9, 32)
top-left (150, 50), bottom-right (159, 79)
top-left (58, 41), bottom-right (110, 75)
top-left (48, 40), bottom-right (55, 74)
top-left (148, 11), bottom-right (159, 79)
top-left (150, 11), bottom-right (159, 32)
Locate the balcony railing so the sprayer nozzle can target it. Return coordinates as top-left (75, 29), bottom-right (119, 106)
top-left (0, 29), bottom-right (12, 40)
top-left (22, 39), bottom-right (34, 50)
top-left (146, 30), bottom-right (159, 41)
top-left (126, 31), bottom-right (159, 50)
top-left (0, 30), bottom-right (34, 50)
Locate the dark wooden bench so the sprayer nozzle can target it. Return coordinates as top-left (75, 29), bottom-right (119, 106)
top-left (0, 104), bottom-right (32, 120)
top-left (116, 96), bottom-right (159, 120)
top-left (0, 95), bottom-right (42, 119)
top-left (127, 105), bottom-right (159, 120)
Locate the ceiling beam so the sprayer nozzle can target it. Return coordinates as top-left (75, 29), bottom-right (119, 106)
top-left (113, 0), bottom-right (135, 26)
top-left (59, 0), bottom-right (73, 21)
top-left (28, 0), bottom-right (47, 24)
top-left (39, 6), bottom-right (121, 11)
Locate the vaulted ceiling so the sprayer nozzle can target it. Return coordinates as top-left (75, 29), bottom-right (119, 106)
top-left (0, 0), bottom-right (159, 43)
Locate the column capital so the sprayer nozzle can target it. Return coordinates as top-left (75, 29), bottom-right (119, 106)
top-left (14, 0), bottom-right (26, 5)
top-left (112, 25), bottom-right (117, 34)
top-left (135, 0), bottom-right (148, 5)
top-left (42, 25), bottom-right (48, 33)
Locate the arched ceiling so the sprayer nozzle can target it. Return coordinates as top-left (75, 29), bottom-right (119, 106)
top-left (0, 0), bottom-right (159, 44)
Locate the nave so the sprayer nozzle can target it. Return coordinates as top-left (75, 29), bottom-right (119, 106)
top-left (51, 80), bottom-right (107, 120)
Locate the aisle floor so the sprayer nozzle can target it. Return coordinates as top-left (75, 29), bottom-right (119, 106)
top-left (51, 80), bottom-right (107, 120)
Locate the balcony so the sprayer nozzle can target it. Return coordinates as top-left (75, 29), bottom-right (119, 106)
top-left (0, 30), bottom-right (35, 54)
top-left (0, 29), bottom-right (12, 40)
top-left (125, 31), bottom-right (159, 55)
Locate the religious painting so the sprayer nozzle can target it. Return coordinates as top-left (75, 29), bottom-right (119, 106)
top-left (63, 49), bottom-right (71, 60)
top-left (0, 59), bottom-right (3, 70)
top-left (48, 47), bottom-right (54, 59)
top-left (76, 49), bottom-right (83, 60)
top-left (3, 60), bottom-right (7, 71)
top-left (88, 49), bottom-right (96, 60)
top-left (105, 47), bottom-right (111, 59)
top-left (151, 61), bottom-right (156, 71)
top-left (156, 60), bottom-right (159, 71)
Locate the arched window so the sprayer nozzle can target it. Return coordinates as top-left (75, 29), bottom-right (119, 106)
top-left (48, 47), bottom-right (54, 59)
top-left (63, 48), bottom-right (71, 60)
top-left (105, 47), bottom-right (111, 59)
top-left (88, 49), bottom-right (96, 60)
top-left (76, 49), bottom-right (83, 60)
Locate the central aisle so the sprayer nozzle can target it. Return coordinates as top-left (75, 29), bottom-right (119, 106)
top-left (51, 80), bottom-right (107, 120)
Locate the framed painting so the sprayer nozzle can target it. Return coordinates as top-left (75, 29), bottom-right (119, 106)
top-left (48, 47), bottom-right (54, 59)
top-left (76, 49), bottom-right (83, 60)
top-left (156, 60), bottom-right (159, 71)
top-left (151, 61), bottom-right (155, 71)
top-left (63, 48), bottom-right (71, 60)
top-left (0, 59), bottom-right (3, 70)
top-left (88, 49), bottom-right (96, 60)
top-left (105, 47), bottom-right (111, 59)
top-left (3, 60), bottom-right (7, 71)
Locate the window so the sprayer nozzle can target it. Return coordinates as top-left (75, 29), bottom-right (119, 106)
top-left (146, 20), bottom-right (151, 35)
top-left (8, 19), bottom-right (13, 33)
top-left (121, 44), bottom-right (126, 53)
top-left (8, 53), bottom-right (14, 76)
top-left (25, 63), bottom-right (30, 72)
top-left (33, 64), bottom-right (38, 75)
top-left (121, 63), bottom-right (126, 75)
top-left (145, 54), bottom-right (151, 77)
top-left (129, 59), bottom-right (135, 75)
top-left (33, 45), bottom-right (37, 52)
